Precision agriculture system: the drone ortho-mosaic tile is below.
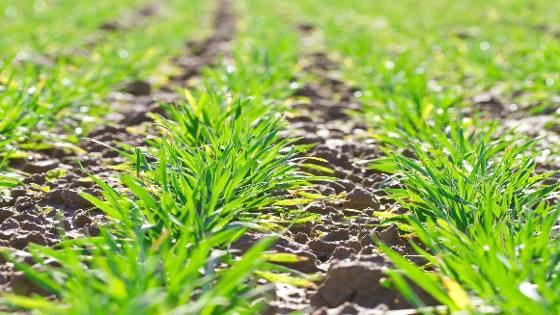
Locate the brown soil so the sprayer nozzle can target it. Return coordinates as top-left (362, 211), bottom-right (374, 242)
top-left (0, 0), bottom-right (235, 296)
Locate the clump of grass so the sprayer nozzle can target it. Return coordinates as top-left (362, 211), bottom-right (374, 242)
top-left (371, 120), bottom-right (560, 314)
top-left (135, 91), bottom-right (312, 239)
top-left (361, 68), bottom-right (560, 312)
top-left (383, 124), bottom-right (557, 231)
top-left (2, 173), bottom-right (271, 314)
top-left (1, 87), bottom-right (313, 313)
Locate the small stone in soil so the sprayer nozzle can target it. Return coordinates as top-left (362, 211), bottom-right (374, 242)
top-left (330, 246), bottom-right (357, 261)
top-left (374, 224), bottom-right (404, 247)
top-left (10, 189), bottom-right (27, 199)
top-left (9, 272), bottom-right (51, 296)
top-left (0, 208), bottom-right (15, 223)
top-left (9, 231), bottom-right (48, 249)
top-left (72, 210), bottom-right (93, 228)
top-left (22, 160), bottom-right (59, 173)
top-left (305, 203), bottom-right (331, 215)
top-left (293, 232), bottom-right (309, 244)
top-left (0, 218), bottom-right (20, 230)
top-left (310, 258), bottom-right (408, 309)
top-left (343, 188), bottom-right (379, 211)
top-left (121, 80), bottom-right (152, 96)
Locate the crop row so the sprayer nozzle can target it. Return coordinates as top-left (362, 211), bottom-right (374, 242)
top-left (273, 0), bottom-right (560, 313)
top-left (2, 0), bottom-right (319, 313)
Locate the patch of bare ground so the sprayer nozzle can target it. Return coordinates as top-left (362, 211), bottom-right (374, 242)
top-left (0, 0), bottom-right (235, 296)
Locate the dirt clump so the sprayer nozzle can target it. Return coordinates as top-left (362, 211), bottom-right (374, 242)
top-left (344, 187), bottom-right (379, 211)
top-left (310, 257), bottom-right (408, 309)
top-left (121, 80), bottom-right (152, 96)
top-left (375, 224), bottom-right (405, 247)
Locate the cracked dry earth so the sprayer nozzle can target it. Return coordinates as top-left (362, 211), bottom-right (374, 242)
top-left (232, 28), bottom-right (436, 315)
top-left (0, 0), bottom-right (234, 296)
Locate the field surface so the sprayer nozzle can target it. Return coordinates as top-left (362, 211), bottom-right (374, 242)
top-left (1, 0), bottom-right (560, 314)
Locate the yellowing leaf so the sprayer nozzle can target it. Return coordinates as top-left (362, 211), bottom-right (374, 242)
top-left (436, 218), bottom-right (452, 232)
top-left (262, 253), bottom-right (308, 263)
top-left (274, 198), bottom-right (311, 206)
top-left (372, 211), bottom-right (399, 219)
top-left (255, 270), bottom-right (317, 289)
top-left (422, 103), bottom-right (434, 121)
top-left (184, 89), bottom-right (196, 107)
top-left (443, 277), bottom-right (470, 309)
top-left (296, 191), bottom-right (325, 200)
